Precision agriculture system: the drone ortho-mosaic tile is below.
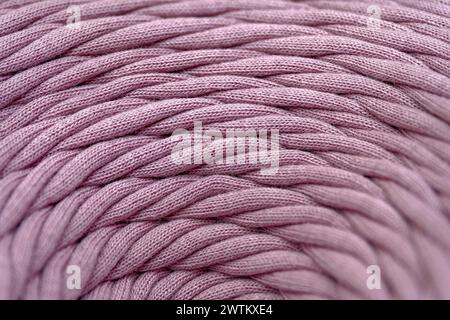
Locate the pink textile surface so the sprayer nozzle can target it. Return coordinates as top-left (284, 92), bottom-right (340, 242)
top-left (0, 0), bottom-right (450, 300)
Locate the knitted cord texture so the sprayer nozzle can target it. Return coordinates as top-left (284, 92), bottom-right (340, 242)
top-left (0, 0), bottom-right (450, 300)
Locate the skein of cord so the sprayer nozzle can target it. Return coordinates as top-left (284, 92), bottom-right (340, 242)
top-left (0, 0), bottom-right (450, 300)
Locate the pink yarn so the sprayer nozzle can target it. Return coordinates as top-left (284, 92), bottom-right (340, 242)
top-left (0, 0), bottom-right (450, 300)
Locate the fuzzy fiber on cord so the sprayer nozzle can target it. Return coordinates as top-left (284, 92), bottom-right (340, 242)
top-left (0, 0), bottom-right (450, 300)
